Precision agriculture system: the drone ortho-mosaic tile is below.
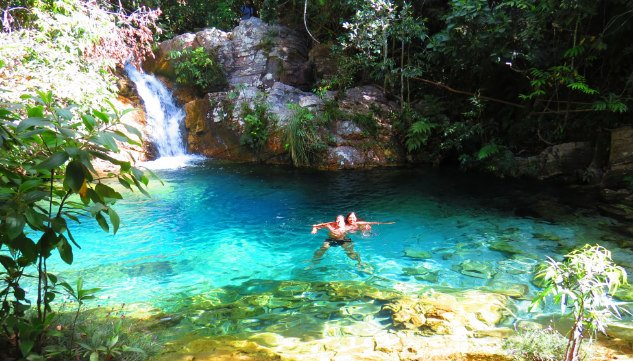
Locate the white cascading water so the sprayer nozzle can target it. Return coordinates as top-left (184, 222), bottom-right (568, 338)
top-left (124, 63), bottom-right (203, 169)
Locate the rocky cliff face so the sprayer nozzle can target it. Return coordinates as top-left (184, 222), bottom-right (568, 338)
top-left (143, 18), bottom-right (402, 168)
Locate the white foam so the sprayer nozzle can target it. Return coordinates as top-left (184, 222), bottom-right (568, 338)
top-left (141, 154), bottom-right (206, 170)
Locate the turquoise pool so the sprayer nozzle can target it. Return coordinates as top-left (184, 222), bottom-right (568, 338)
top-left (48, 160), bottom-right (633, 337)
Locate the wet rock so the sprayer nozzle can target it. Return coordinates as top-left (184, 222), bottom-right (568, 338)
top-left (514, 198), bottom-right (570, 222)
top-left (597, 203), bottom-right (633, 222)
top-left (513, 142), bottom-right (593, 182)
top-left (602, 127), bottom-right (633, 188)
top-left (532, 233), bottom-right (562, 242)
top-left (609, 127), bottom-right (633, 165)
top-left (600, 188), bottom-right (633, 206)
top-left (483, 281), bottom-right (529, 299)
top-left (384, 290), bottom-right (512, 336)
top-left (374, 332), bottom-right (402, 353)
top-left (456, 260), bottom-right (496, 279)
top-left (489, 240), bottom-right (536, 258)
top-left (403, 265), bottom-right (439, 282)
top-left (606, 321), bottom-right (633, 341)
top-left (248, 332), bottom-right (284, 347)
top-left (309, 43), bottom-right (338, 80)
top-left (473, 327), bottom-right (514, 338)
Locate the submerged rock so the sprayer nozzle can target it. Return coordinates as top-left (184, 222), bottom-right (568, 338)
top-left (403, 265), bottom-right (440, 283)
top-left (383, 290), bottom-right (513, 336)
top-left (404, 249), bottom-right (432, 259)
top-left (482, 281), bottom-right (530, 299)
top-left (455, 259), bottom-right (496, 279)
top-left (489, 239), bottom-right (539, 260)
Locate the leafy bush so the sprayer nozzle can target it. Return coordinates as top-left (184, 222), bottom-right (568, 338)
top-left (45, 301), bottom-right (158, 361)
top-left (0, 91), bottom-right (152, 359)
top-left (240, 97), bottom-right (275, 154)
top-left (148, 0), bottom-right (240, 40)
top-left (168, 47), bottom-right (227, 92)
top-left (531, 245), bottom-right (628, 361)
top-left (503, 327), bottom-right (568, 361)
top-left (284, 104), bottom-right (327, 167)
top-left (0, 0), bottom-right (160, 108)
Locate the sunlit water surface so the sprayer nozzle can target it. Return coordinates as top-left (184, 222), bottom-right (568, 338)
top-left (48, 161), bottom-right (633, 338)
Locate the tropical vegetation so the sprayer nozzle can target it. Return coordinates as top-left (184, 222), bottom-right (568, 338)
top-left (531, 245), bottom-right (628, 361)
top-left (2, 0), bottom-right (633, 359)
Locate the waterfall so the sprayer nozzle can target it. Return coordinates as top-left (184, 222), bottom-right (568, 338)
top-left (125, 64), bottom-right (203, 168)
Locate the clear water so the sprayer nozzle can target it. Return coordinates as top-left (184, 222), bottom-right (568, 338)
top-left (48, 161), bottom-right (633, 338)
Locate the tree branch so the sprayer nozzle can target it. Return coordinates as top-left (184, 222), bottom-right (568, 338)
top-left (411, 76), bottom-right (526, 108)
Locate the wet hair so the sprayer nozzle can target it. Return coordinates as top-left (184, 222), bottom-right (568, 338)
top-left (345, 212), bottom-right (357, 224)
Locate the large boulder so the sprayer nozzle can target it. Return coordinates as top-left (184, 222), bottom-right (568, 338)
top-left (602, 126), bottom-right (633, 188)
top-left (513, 142), bottom-right (593, 181)
top-left (145, 18), bottom-right (311, 90)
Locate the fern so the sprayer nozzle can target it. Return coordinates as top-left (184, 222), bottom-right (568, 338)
top-left (405, 118), bottom-right (434, 153)
top-left (477, 142), bottom-right (500, 160)
top-left (283, 104), bottom-right (325, 167)
top-left (592, 93), bottom-right (628, 113)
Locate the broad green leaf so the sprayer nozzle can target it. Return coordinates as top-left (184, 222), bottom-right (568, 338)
top-left (123, 124), bottom-right (143, 140)
top-left (82, 114), bottom-right (96, 131)
top-left (19, 179), bottom-right (43, 192)
top-left (64, 160), bottom-right (85, 193)
top-left (95, 211), bottom-right (109, 232)
top-left (27, 105), bottom-right (44, 118)
top-left (118, 176), bottom-right (132, 190)
top-left (51, 216), bottom-right (67, 234)
top-left (108, 207), bottom-right (120, 234)
top-left (94, 132), bottom-right (119, 152)
top-left (131, 166), bottom-right (144, 180)
top-left (47, 273), bottom-right (58, 284)
top-left (55, 108), bottom-right (73, 121)
top-left (17, 117), bottom-right (49, 131)
top-left (95, 183), bottom-right (122, 200)
top-left (36, 152), bottom-right (69, 170)
top-left (58, 127), bottom-right (76, 138)
top-left (131, 176), bottom-right (150, 197)
top-left (19, 339), bottom-right (34, 357)
top-left (5, 215), bottom-right (25, 239)
top-left (92, 110), bottom-right (110, 123)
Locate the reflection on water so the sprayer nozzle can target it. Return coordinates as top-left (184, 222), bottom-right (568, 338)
top-left (48, 161), bottom-right (633, 340)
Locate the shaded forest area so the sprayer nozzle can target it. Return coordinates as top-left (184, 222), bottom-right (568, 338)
top-left (3, 0), bottom-right (633, 172)
top-left (131, 0), bottom-right (633, 171)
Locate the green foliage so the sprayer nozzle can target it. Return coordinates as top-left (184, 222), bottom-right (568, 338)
top-left (168, 47), bottom-right (227, 92)
top-left (0, 0), bottom-right (117, 108)
top-left (503, 328), bottom-right (568, 361)
top-left (240, 97), bottom-right (275, 154)
top-left (0, 0), bottom-right (159, 108)
top-left (352, 111), bottom-right (379, 137)
top-left (148, 0), bottom-right (240, 39)
top-left (531, 245), bottom-right (628, 361)
top-left (405, 118), bottom-right (434, 153)
top-left (284, 104), bottom-right (327, 167)
top-left (44, 304), bottom-right (157, 361)
top-left (0, 91), bottom-right (151, 358)
top-left (259, 0), bottom-right (279, 24)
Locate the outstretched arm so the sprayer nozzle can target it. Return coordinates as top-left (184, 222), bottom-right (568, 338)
top-left (311, 221), bottom-right (335, 234)
top-left (355, 221), bottom-right (395, 225)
